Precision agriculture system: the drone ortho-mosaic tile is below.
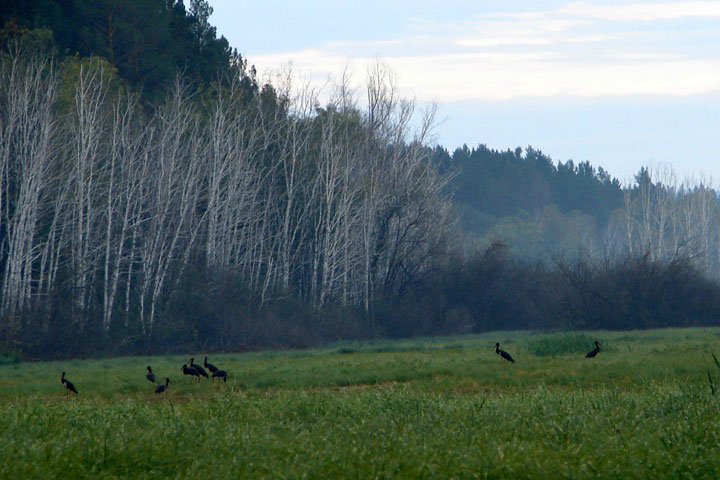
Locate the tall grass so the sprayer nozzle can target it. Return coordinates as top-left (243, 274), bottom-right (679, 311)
top-left (1, 328), bottom-right (719, 478)
top-left (1, 384), bottom-right (718, 478)
top-left (524, 332), bottom-right (605, 357)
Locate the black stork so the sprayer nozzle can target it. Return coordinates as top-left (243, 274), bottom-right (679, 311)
top-left (204, 356), bottom-right (219, 375)
top-left (61, 371), bottom-right (78, 396)
top-left (181, 364), bottom-right (200, 381)
top-left (146, 366), bottom-right (156, 383)
top-left (189, 357), bottom-right (209, 379)
top-left (212, 369), bottom-right (227, 383)
top-left (155, 377), bottom-right (170, 393)
top-left (494, 343), bottom-right (515, 363)
top-left (585, 341), bottom-right (600, 358)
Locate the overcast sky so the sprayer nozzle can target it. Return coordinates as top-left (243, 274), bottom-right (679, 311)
top-left (208, 1), bottom-right (720, 183)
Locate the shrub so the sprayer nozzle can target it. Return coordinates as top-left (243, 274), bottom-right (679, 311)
top-left (0, 348), bottom-right (22, 365)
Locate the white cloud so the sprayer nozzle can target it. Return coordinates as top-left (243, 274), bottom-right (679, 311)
top-left (566, 33), bottom-right (627, 44)
top-left (455, 36), bottom-right (551, 47)
top-left (477, 1), bottom-right (720, 22)
top-left (247, 1), bottom-right (720, 102)
top-left (559, 1), bottom-right (720, 21)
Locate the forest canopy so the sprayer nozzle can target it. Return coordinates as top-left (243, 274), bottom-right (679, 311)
top-left (1, 0), bottom-right (239, 100)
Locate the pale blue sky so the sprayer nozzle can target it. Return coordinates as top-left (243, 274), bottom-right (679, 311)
top-left (209, 1), bottom-right (720, 182)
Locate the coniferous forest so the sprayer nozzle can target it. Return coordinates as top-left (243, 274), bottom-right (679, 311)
top-left (2, 1), bottom-right (720, 359)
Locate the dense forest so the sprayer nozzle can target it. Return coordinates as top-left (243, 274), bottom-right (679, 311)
top-left (0, 0), bottom-right (238, 100)
top-left (2, 1), bottom-right (720, 359)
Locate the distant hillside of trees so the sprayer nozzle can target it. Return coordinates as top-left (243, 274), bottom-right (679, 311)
top-left (432, 144), bottom-right (625, 258)
top-left (439, 144), bottom-right (623, 231)
top-left (435, 145), bottom-right (720, 277)
top-left (2, 2), bottom-right (720, 360)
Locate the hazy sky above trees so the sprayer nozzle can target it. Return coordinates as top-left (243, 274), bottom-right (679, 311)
top-left (209, 0), bottom-right (720, 181)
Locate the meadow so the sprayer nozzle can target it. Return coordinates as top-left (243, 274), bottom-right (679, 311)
top-left (1, 328), bottom-right (720, 479)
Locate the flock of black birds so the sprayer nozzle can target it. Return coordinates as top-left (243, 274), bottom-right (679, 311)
top-left (61, 356), bottom-right (229, 396)
top-left (180, 356), bottom-right (228, 383)
top-left (60, 342), bottom-right (601, 396)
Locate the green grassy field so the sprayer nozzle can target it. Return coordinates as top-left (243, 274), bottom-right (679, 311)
top-left (1, 328), bottom-right (720, 478)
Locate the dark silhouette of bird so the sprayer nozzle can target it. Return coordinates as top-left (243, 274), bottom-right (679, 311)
top-left (155, 377), bottom-right (170, 393)
top-left (146, 366), bottom-right (156, 383)
top-left (494, 343), bottom-right (515, 363)
top-left (212, 369), bottom-right (227, 382)
top-left (204, 356), bottom-right (219, 374)
top-left (189, 357), bottom-right (209, 378)
top-left (181, 364), bottom-right (200, 381)
top-left (586, 341), bottom-right (601, 358)
top-left (61, 371), bottom-right (78, 395)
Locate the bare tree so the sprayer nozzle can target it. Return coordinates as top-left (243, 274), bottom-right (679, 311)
top-left (66, 60), bottom-right (112, 323)
top-left (134, 79), bottom-right (205, 337)
top-left (0, 46), bottom-right (58, 323)
top-left (100, 91), bottom-right (151, 332)
top-left (203, 72), bottom-right (265, 271)
top-left (0, 46), bottom-right (458, 347)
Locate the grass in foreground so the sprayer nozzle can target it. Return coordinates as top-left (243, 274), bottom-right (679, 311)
top-left (1, 328), bottom-right (720, 478)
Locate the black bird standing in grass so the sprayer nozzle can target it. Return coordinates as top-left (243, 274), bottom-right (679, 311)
top-left (204, 356), bottom-right (219, 375)
top-left (155, 377), bottom-right (170, 393)
top-left (212, 369), bottom-right (227, 383)
top-left (494, 343), bottom-right (515, 363)
top-left (61, 371), bottom-right (78, 396)
top-left (181, 364), bottom-right (200, 381)
top-left (189, 357), bottom-right (209, 379)
top-left (586, 341), bottom-right (601, 358)
top-left (146, 366), bottom-right (156, 383)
